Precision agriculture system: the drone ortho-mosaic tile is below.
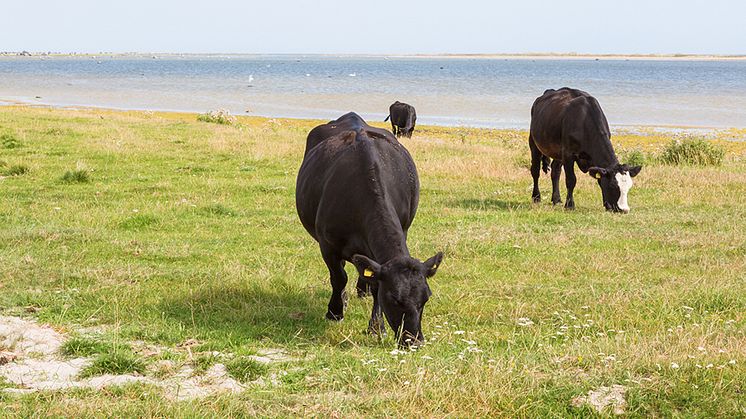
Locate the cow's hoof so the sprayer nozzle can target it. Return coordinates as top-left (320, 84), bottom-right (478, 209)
top-left (325, 311), bottom-right (344, 321)
top-left (564, 202), bottom-right (575, 210)
top-left (552, 199), bottom-right (562, 205)
top-left (532, 195), bottom-right (541, 203)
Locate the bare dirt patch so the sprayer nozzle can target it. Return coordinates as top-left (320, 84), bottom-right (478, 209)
top-left (0, 315), bottom-right (298, 400)
top-left (571, 384), bottom-right (628, 415)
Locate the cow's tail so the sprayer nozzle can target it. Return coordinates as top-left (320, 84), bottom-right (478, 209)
top-left (384, 115), bottom-right (390, 122)
top-left (541, 155), bottom-right (550, 174)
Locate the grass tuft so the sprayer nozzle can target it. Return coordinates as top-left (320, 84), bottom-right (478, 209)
top-left (3, 164), bottom-right (29, 176)
top-left (119, 214), bottom-right (159, 230)
top-left (197, 109), bottom-right (237, 125)
top-left (200, 203), bottom-right (237, 217)
top-left (660, 137), bottom-right (725, 166)
top-left (61, 169), bottom-right (91, 183)
top-left (60, 336), bottom-right (114, 358)
top-left (79, 349), bottom-right (146, 378)
top-left (225, 357), bottom-right (268, 383)
top-left (193, 353), bottom-right (221, 375)
top-left (619, 148), bottom-right (649, 167)
top-left (1, 133), bottom-right (22, 149)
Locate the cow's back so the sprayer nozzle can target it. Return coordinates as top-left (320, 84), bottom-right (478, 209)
top-left (530, 88), bottom-right (604, 160)
top-left (296, 116), bottom-right (419, 258)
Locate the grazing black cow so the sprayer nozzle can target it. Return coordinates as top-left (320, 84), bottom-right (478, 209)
top-left (296, 112), bottom-right (443, 346)
top-left (385, 101), bottom-right (417, 138)
top-left (529, 88), bottom-right (642, 213)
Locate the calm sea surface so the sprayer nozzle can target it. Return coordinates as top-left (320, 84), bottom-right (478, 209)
top-left (1, 55), bottom-right (745, 128)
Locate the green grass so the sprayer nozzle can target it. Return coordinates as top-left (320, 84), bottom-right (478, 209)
top-left (660, 136), bottom-right (725, 166)
top-left (60, 169), bottom-right (91, 183)
top-left (0, 106), bottom-right (744, 417)
top-left (192, 353), bottom-right (221, 375)
top-left (225, 357), bottom-right (269, 383)
top-left (60, 336), bottom-right (114, 358)
top-left (2, 164), bottom-right (29, 177)
top-left (1, 133), bottom-right (22, 149)
top-left (197, 109), bottom-right (236, 125)
top-left (79, 349), bottom-right (146, 378)
top-left (618, 148), bottom-right (649, 167)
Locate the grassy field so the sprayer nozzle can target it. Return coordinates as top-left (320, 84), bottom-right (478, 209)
top-left (0, 106), bottom-right (744, 417)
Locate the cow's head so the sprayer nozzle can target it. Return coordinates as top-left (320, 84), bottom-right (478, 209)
top-left (588, 164), bottom-right (642, 213)
top-left (352, 252), bottom-right (443, 347)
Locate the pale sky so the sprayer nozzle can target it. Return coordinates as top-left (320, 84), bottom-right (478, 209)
top-left (2, 0), bottom-right (745, 54)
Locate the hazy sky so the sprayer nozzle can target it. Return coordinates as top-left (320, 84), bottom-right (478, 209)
top-left (3, 0), bottom-right (745, 54)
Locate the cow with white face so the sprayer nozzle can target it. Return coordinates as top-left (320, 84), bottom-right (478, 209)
top-left (528, 88), bottom-right (643, 213)
top-left (588, 165), bottom-right (642, 213)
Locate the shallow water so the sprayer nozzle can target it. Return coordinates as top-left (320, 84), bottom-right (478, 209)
top-left (1, 55), bottom-right (745, 128)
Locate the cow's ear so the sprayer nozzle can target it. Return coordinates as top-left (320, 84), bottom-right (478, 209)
top-left (352, 255), bottom-right (382, 280)
top-left (628, 165), bottom-right (642, 177)
top-left (424, 252), bottom-right (444, 278)
top-left (588, 167), bottom-right (608, 179)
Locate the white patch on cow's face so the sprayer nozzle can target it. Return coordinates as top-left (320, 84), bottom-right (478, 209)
top-left (615, 172), bottom-right (633, 213)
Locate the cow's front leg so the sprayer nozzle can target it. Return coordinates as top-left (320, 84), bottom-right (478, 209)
top-left (563, 159), bottom-right (577, 210)
top-left (367, 284), bottom-right (386, 336)
top-left (356, 276), bottom-right (371, 297)
top-left (321, 247), bottom-right (348, 321)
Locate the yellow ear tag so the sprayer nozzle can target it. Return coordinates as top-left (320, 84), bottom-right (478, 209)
top-left (432, 264), bottom-right (438, 269)
top-left (363, 269), bottom-right (374, 277)
top-left (595, 173), bottom-right (601, 179)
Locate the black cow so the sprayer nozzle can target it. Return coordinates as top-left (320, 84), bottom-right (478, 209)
top-left (296, 112), bottom-right (443, 346)
top-left (385, 101), bottom-right (417, 138)
top-left (529, 88), bottom-right (642, 213)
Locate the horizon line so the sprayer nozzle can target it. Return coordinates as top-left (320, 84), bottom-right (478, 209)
top-left (3, 51), bottom-right (746, 58)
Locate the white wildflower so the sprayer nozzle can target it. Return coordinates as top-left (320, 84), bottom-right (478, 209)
top-left (517, 317), bottom-right (534, 327)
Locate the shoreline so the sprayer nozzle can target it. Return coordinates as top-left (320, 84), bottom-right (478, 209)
top-left (2, 101), bottom-right (744, 135)
top-left (2, 52), bottom-right (746, 62)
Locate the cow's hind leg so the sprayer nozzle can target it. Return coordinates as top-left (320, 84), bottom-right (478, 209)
top-left (550, 159), bottom-right (563, 205)
top-left (563, 159), bottom-right (577, 210)
top-left (529, 136), bottom-right (542, 203)
top-left (321, 246), bottom-right (348, 321)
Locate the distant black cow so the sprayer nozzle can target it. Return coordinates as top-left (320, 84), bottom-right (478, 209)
top-left (296, 112), bottom-right (443, 346)
top-left (385, 101), bottom-right (417, 138)
top-left (529, 88), bottom-right (642, 213)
